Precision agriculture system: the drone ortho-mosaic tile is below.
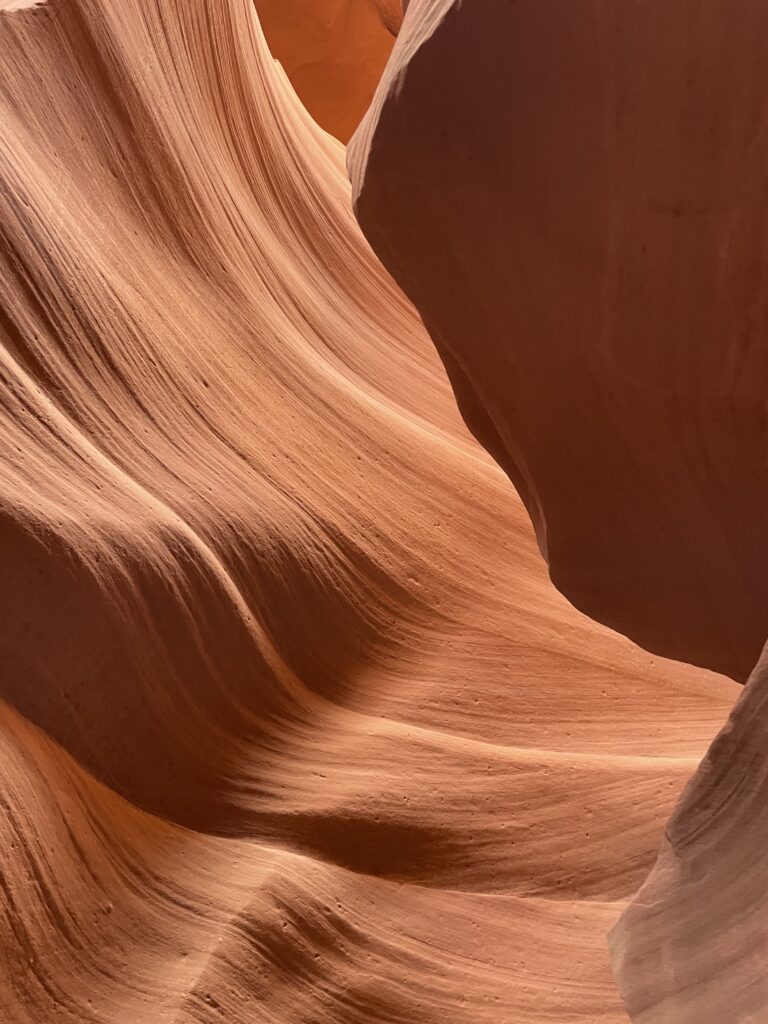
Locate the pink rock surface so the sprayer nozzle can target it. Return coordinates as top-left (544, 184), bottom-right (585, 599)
top-left (0, 1), bottom-right (748, 1021)
top-left (350, 1), bottom-right (768, 1019)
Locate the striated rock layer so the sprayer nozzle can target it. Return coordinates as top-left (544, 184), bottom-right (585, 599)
top-left (350, 0), bottom-right (768, 1020)
top-left (0, 1), bottom-right (738, 1022)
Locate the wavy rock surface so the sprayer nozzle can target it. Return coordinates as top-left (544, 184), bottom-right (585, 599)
top-left (253, 0), bottom-right (399, 142)
top-left (350, 0), bottom-right (768, 684)
top-left (349, 1), bottom-right (768, 1020)
top-left (610, 642), bottom-right (768, 1023)
top-left (0, 1), bottom-right (737, 1022)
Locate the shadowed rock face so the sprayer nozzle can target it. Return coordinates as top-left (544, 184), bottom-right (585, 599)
top-left (349, 1), bottom-right (768, 1021)
top-left (350, 0), bottom-right (768, 684)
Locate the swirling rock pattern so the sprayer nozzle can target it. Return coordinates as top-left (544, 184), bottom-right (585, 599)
top-left (0, 1), bottom-right (737, 1022)
top-left (350, 0), bottom-right (768, 1020)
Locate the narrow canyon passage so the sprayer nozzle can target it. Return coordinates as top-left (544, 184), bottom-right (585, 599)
top-left (0, 2), bottom-right (749, 1023)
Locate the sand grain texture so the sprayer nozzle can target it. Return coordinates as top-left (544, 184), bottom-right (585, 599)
top-left (0, 0), bottom-right (739, 1022)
